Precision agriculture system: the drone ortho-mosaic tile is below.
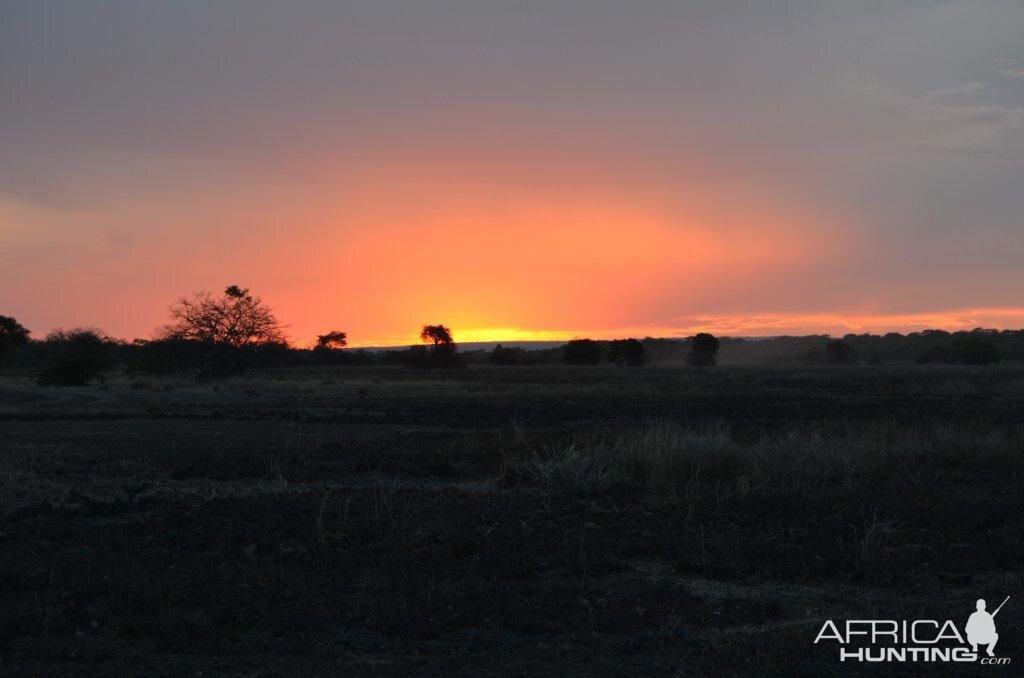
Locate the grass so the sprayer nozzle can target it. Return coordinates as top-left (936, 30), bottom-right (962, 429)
top-left (502, 419), bottom-right (1023, 511)
top-left (0, 364), bottom-right (1022, 674)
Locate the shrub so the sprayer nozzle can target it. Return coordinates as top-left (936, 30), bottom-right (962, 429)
top-left (382, 345), bottom-right (432, 368)
top-left (607, 338), bottom-right (645, 367)
top-left (500, 444), bottom-right (615, 494)
top-left (35, 328), bottom-right (113, 386)
top-left (491, 344), bottom-right (529, 365)
top-left (562, 339), bottom-right (602, 365)
top-left (0, 315), bottom-right (30, 363)
top-left (687, 333), bottom-right (719, 367)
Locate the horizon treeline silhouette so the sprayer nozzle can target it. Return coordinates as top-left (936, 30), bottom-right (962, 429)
top-left (0, 285), bottom-right (1016, 385)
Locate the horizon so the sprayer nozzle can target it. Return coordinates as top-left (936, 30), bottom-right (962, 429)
top-left (11, 308), bottom-right (1024, 350)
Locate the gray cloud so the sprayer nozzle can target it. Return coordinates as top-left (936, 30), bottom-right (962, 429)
top-left (838, 72), bottom-right (1024, 158)
top-left (994, 59), bottom-right (1024, 79)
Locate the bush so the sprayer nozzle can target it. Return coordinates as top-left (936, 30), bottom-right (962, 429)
top-left (562, 339), bottom-right (602, 365)
top-left (127, 338), bottom-right (245, 379)
top-left (127, 338), bottom-right (296, 379)
top-left (382, 345), bottom-right (432, 368)
top-left (687, 333), bottom-right (719, 367)
top-left (0, 316), bottom-right (30, 365)
top-left (312, 346), bottom-right (376, 366)
top-left (607, 338), bottom-right (645, 367)
top-left (35, 328), bottom-right (113, 386)
top-left (428, 342), bottom-right (464, 368)
top-left (491, 344), bottom-right (529, 366)
top-left (129, 338), bottom-right (215, 376)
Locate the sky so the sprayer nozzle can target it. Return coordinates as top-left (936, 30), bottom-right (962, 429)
top-left (2, 1), bottom-right (1023, 346)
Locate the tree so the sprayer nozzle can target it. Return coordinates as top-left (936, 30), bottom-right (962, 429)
top-left (824, 338), bottom-right (856, 364)
top-left (160, 285), bottom-right (287, 348)
top-left (35, 328), bottom-right (112, 386)
top-left (316, 331), bottom-right (348, 350)
top-left (687, 333), bottom-right (720, 367)
top-left (608, 338), bottom-right (645, 367)
top-left (0, 316), bottom-right (30, 361)
top-left (562, 339), bottom-right (602, 365)
top-left (420, 324), bottom-right (453, 347)
top-left (419, 324), bottom-right (460, 367)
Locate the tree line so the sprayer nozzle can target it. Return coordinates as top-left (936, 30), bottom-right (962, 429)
top-left (0, 284), bottom-right (1015, 385)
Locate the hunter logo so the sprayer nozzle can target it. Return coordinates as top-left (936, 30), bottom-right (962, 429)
top-left (814, 596), bottom-right (1011, 665)
top-left (968, 598), bottom-right (1003, 657)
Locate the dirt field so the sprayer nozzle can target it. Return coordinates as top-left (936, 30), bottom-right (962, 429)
top-left (2, 365), bottom-right (1022, 675)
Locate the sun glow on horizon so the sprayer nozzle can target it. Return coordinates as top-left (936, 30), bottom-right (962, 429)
top-left (335, 307), bottom-right (1024, 348)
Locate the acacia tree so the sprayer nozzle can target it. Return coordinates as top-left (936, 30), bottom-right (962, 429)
top-left (420, 324), bottom-right (453, 347)
top-left (419, 324), bottom-right (460, 367)
top-left (160, 285), bottom-right (287, 348)
top-left (316, 331), bottom-right (348, 350)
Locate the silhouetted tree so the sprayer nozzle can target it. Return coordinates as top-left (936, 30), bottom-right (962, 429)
top-left (419, 324), bottom-right (460, 367)
top-left (608, 338), bottom-right (645, 367)
top-left (35, 328), bottom-right (113, 386)
top-left (0, 315), bottom-right (30, 363)
top-left (825, 338), bottom-right (856, 364)
top-left (562, 339), bottom-right (602, 365)
top-left (309, 330), bottom-right (350, 366)
top-left (687, 333), bottom-right (719, 367)
top-left (420, 324), bottom-right (453, 347)
top-left (316, 331), bottom-right (348, 350)
top-left (160, 285), bottom-right (287, 348)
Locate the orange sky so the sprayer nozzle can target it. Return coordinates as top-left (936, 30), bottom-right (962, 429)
top-left (3, 143), bottom-right (1023, 347)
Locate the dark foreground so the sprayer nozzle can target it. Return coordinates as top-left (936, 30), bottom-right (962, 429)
top-left (1, 365), bottom-right (1022, 675)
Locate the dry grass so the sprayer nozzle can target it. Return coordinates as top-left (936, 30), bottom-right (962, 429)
top-left (501, 420), bottom-right (1024, 510)
top-left (855, 515), bottom-right (903, 578)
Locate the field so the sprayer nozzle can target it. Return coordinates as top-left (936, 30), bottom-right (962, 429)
top-left (2, 365), bottom-right (1022, 675)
